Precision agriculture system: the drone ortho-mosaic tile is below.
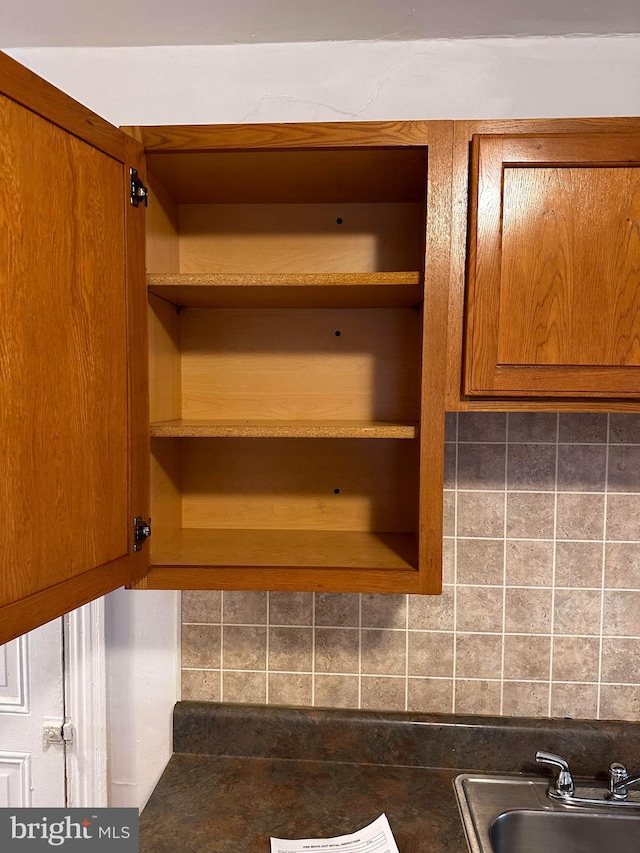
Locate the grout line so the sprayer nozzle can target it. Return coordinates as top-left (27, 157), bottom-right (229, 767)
top-left (404, 593), bottom-right (409, 712)
top-left (182, 666), bottom-right (640, 689)
top-left (499, 415), bottom-right (509, 715)
top-left (596, 415), bottom-right (611, 719)
top-left (219, 591), bottom-right (224, 701)
top-left (265, 591), bottom-right (270, 704)
top-left (548, 413), bottom-right (560, 717)
top-left (182, 621), bottom-right (640, 641)
top-left (357, 594), bottom-right (362, 709)
top-left (311, 593), bottom-right (316, 707)
top-left (451, 411), bottom-right (459, 714)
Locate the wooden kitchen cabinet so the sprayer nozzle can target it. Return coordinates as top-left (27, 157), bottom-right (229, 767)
top-left (453, 121), bottom-right (640, 406)
top-left (131, 121), bottom-right (452, 596)
top-left (0, 53), bottom-right (451, 644)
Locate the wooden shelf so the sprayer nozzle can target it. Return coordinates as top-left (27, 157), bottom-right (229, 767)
top-left (150, 529), bottom-right (418, 571)
top-left (147, 271), bottom-right (422, 308)
top-left (150, 419), bottom-right (419, 439)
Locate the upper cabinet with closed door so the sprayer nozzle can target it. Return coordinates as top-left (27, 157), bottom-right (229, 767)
top-left (0, 52), bottom-right (148, 645)
top-left (447, 119), bottom-right (640, 409)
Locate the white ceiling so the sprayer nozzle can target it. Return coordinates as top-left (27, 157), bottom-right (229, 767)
top-left (2, 0), bottom-right (640, 48)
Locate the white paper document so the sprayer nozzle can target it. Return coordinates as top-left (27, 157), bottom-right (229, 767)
top-left (270, 813), bottom-right (400, 853)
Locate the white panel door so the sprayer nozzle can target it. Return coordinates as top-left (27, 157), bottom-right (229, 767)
top-left (0, 618), bottom-right (65, 807)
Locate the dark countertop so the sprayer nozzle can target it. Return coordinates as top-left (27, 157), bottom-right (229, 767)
top-left (139, 702), bottom-right (640, 853)
top-left (141, 754), bottom-right (465, 852)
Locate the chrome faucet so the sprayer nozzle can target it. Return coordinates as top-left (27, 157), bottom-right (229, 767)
top-left (608, 763), bottom-right (640, 801)
top-left (535, 751), bottom-right (640, 808)
top-left (536, 751), bottom-right (575, 796)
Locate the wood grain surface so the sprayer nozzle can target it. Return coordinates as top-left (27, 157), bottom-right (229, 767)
top-left (465, 130), bottom-right (640, 397)
top-left (0, 86), bottom-right (138, 627)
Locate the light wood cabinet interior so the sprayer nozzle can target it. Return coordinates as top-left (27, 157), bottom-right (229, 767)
top-left (142, 137), bottom-right (444, 592)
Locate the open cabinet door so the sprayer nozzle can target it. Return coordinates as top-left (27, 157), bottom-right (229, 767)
top-left (0, 52), bottom-right (149, 645)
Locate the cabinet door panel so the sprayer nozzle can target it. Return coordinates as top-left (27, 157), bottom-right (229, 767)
top-left (466, 133), bottom-right (640, 396)
top-left (0, 53), bottom-right (148, 644)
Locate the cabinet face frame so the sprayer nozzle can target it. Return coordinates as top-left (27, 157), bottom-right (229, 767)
top-left (0, 51), bottom-right (149, 645)
top-left (129, 120), bottom-right (453, 595)
top-left (447, 118), bottom-right (640, 412)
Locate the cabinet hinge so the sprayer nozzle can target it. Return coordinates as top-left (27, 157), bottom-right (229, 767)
top-left (130, 168), bottom-right (149, 207)
top-left (133, 516), bottom-right (152, 552)
top-left (43, 719), bottom-right (74, 748)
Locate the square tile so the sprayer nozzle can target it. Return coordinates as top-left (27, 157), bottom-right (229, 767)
top-left (557, 445), bottom-right (607, 492)
top-left (603, 591), bottom-right (640, 637)
top-left (458, 413), bottom-right (506, 443)
top-left (222, 625), bottom-right (267, 671)
top-left (559, 413), bottom-right (607, 444)
top-left (268, 673), bottom-right (312, 706)
top-left (360, 676), bottom-right (406, 711)
top-left (457, 491), bottom-right (505, 538)
top-left (506, 493), bottom-right (555, 539)
top-left (505, 588), bottom-right (552, 634)
top-left (222, 671), bottom-right (266, 703)
top-left (607, 495), bottom-right (640, 541)
top-left (502, 682), bottom-right (550, 717)
top-left (443, 491), bottom-right (456, 536)
top-left (408, 631), bottom-right (454, 678)
top-left (457, 539), bottom-right (505, 585)
top-left (444, 412), bottom-right (458, 442)
top-left (315, 593), bottom-right (359, 627)
top-left (181, 669), bottom-right (221, 702)
top-left (182, 624), bottom-right (221, 669)
top-left (361, 629), bottom-right (406, 676)
top-left (409, 587), bottom-right (455, 631)
top-left (361, 594), bottom-right (406, 629)
top-left (601, 638), bottom-right (640, 684)
top-left (457, 443), bottom-right (506, 489)
top-left (313, 675), bottom-right (359, 709)
top-left (222, 591), bottom-right (268, 624)
top-left (457, 587), bottom-right (504, 633)
top-left (507, 444), bottom-right (556, 491)
top-left (268, 627), bottom-right (313, 672)
top-left (506, 540), bottom-right (553, 587)
top-left (557, 494), bottom-right (605, 541)
top-left (503, 635), bottom-right (551, 680)
top-left (269, 592), bottom-right (313, 626)
top-left (442, 538), bottom-right (455, 585)
top-left (508, 413), bottom-right (557, 443)
top-left (604, 543), bottom-right (640, 589)
top-left (551, 683), bottom-right (598, 720)
top-left (608, 446), bottom-right (640, 493)
top-left (314, 628), bottom-right (359, 674)
top-left (407, 678), bottom-right (453, 713)
top-left (444, 443), bottom-right (457, 488)
top-left (182, 590), bottom-right (221, 624)
top-left (555, 542), bottom-right (603, 588)
top-left (455, 680), bottom-right (502, 715)
top-left (609, 414), bottom-right (640, 444)
top-left (599, 684), bottom-right (640, 721)
top-left (455, 634), bottom-right (502, 679)
top-left (554, 590), bottom-right (602, 636)
top-left (552, 636), bottom-right (600, 682)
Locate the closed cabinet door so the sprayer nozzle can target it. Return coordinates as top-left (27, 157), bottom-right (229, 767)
top-left (0, 52), bottom-right (148, 645)
top-left (464, 132), bottom-right (640, 398)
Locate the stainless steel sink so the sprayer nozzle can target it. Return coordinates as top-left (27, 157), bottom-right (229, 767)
top-left (454, 774), bottom-right (640, 853)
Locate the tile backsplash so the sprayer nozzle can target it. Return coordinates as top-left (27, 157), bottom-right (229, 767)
top-left (181, 412), bottom-right (640, 721)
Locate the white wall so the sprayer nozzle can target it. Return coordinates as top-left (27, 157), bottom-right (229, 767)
top-left (6, 36), bottom-right (640, 127)
top-left (104, 589), bottom-right (179, 810)
top-left (6, 34), bottom-right (637, 807)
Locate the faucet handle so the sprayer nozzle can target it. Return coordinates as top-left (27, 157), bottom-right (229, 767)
top-left (536, 751), bottom-right (575, 795)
